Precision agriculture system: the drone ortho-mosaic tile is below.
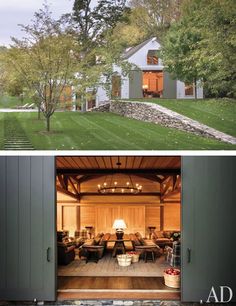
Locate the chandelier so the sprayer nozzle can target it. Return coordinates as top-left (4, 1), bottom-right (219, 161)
top-left (97, 174), bottom-right (142, 194)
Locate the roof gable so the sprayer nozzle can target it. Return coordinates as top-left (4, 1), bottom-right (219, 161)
top-left (123, 37), bottom-right (160, 59)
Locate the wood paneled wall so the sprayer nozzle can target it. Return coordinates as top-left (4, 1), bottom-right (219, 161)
top-left (57, 204), bottom-right (180, 236)
top-left (57, 192), bottom-right (181, 236)
top-left (80, 206), bottom-right (96, 229)
top-left (164, 203), bottom-right (181, 231)
top-left (146, 206), bottom-right (161, 231)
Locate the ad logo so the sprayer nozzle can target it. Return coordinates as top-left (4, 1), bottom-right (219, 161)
top-left (204, 286), bottom-right (233, 303)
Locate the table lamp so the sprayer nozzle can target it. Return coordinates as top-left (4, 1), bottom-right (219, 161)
top-left (112, 219), bottom-right (127, 240)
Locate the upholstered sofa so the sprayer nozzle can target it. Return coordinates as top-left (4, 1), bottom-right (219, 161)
top-left (130, 232), bottom-right (162, 261)
top-left (151, 230), bottom-right (180, 249)
top-left (80, 233), bottom-right (107, 262)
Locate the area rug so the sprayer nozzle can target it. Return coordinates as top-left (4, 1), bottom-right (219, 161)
top-left (58, 254), bottom-right (169, 277)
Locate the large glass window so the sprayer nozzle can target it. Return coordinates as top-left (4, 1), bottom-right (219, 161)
top-left (185, 83), bottom-right (194, 96)
top-left (147, 50), bottom-right (159, 65)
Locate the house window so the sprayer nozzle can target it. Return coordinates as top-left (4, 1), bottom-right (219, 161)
top-left (185, 83), bottom-right (194, 96)
top-left (147, 50), bottom-right (159, 65)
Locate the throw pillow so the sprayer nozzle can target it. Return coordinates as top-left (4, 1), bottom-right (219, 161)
top-left (155, 231), bottom-right (164, 238)
top-left (163, 231), bottom-right (172, 239)
top-left (94, 237), bottom-right (101, 245)
top-left (139, 237), bottom-right (145, 245)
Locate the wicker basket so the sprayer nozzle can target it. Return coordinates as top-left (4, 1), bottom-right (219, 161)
top-left (126, 252), bottom-right (139, 263)
top-left (117, 254), bottom-right (132, 266)
top-left (164, 270), bottom-right (180, 288)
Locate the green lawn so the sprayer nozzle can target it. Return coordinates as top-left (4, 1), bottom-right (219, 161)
top-left (0, 95), bottom-right (33, 108)
top-left (133, 98), bottom-right (236, 137)
top-left (0, 111), bottom-right (235, 150)
top-left (0, 112), bottom-right (3, 149)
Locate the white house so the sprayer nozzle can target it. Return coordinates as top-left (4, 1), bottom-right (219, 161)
top-left (95, 37), bottom-right (203, 107)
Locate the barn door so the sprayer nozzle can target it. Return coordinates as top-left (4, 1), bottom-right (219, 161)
top-left (129, 69), bottom-right (143, 99)
top-left (0, 156), bottom-right (56, 301)
top-left (182, 156), bottom-right (236, 303)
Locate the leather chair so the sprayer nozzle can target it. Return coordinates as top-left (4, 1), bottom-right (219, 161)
top-left (57, 242), bottom-right (75, 265)
top-left (82, 245), bottom-right (105, 263)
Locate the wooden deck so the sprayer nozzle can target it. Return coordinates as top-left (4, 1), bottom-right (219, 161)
top-left (57, 276), bottom-right (181, 300)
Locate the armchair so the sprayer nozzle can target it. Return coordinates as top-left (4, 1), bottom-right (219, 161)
top-left (57, 242), bottom-right (75, 265)
top-left (80, 238), bottom-right (106, 263)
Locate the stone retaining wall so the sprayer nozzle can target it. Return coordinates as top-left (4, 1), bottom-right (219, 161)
top-left (89, 102), bottom-right (110, 112)
top-left (92, 100), bottom-right (236, 145)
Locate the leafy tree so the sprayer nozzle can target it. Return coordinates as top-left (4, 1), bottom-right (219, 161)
top-left (112, 0), bottom-right (182, 47)
top-left (6, 4), bottom-right (82, 131)
top-left (72, 0), bottom-right (128, 47)
top-left (161, 17), bottom-right (203, 98)
top-left (197, 0), bottom-right (236, 98)
top-left (70, 0), bottom-right (131, 105)
top-left (162, 0), bottom-right (236, 98)
top-left (0, 46), bottom-right (8, 95)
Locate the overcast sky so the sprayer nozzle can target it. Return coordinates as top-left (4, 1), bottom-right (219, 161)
top-left (0, 0), bottom-right (96, 46)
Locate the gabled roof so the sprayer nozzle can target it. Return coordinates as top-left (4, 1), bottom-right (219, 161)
top-left (122, 37), bottom-right (158, 59)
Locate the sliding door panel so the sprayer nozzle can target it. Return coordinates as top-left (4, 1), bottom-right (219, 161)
top-left (0, 156), bottom-right (56, 301)
top-left (182, 156), bottom-right (236, 302)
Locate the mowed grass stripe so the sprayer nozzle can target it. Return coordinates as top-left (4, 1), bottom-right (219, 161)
top-left (74, 114), bottom-right (144, 150)
top-left (103, 112), bottom-right (231, 150)
top-left (2, 111), bottom-right (235, 150)
top-left (0, 113), bottom-right (4, 149)
top-left (139, 98), bottom-right (236, 137)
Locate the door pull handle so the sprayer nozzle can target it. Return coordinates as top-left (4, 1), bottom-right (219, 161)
top-left (47, 247), bottom-right (51, 262)
top-left (187, 248), bottom-right (191, 263)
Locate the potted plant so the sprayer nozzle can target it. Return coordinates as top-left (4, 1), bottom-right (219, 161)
top-left (171, 232), bottom-right (181, 241)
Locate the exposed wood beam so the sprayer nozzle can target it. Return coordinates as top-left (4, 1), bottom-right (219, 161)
top-left (162, 200), bottom-right (180, 204)
top-left (72, 175), bottom-right (98, 184)
top-left (162, 187), bottom-right (181, 200)
top-left (161, 176), bottom-right (173, 196)
top-left (64, 173), bottom-right (176, 185)
top-left (134, 174), bottom-right (166, 183)
top-left (174, 175), bottom-right (181, 190)
top-left (68, 177), bottom-right (79, 195)
top-left (57, 186), bottom-right (80, 200)
top-left (78, 192), bottom-right (161, 197)
top-left (58, 174), bottom-right (67, 190)
top-left (57, 168), bottom-right (180, 175)
top-left (56, 184), bottom-right (161, 198)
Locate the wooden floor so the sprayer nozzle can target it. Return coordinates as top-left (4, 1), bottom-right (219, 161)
top-left (57, 276), bottom-right (181, 300)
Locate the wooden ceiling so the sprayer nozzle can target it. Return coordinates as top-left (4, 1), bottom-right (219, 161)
top-left (56, 156), bottom-right (181, 203)
top-left (56, 156), bottom-right (181, 170)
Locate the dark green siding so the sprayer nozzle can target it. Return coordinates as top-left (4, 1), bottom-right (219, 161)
top-left (0, 157), bottom-right (56, 301)
top-left (163, 71), bottom-right (177, 99)
top-left (129, 69), bottom-right (143, 99)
